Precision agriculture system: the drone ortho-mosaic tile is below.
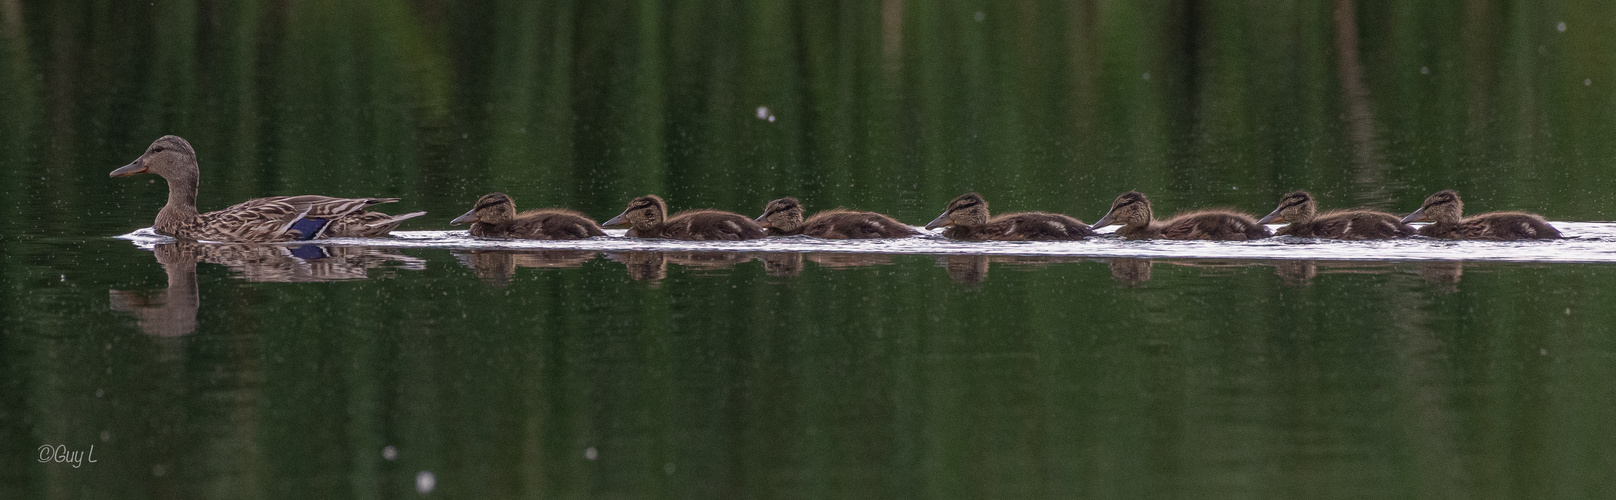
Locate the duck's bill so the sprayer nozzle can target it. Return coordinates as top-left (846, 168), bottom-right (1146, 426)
top-left (753, 214), bottom-right (772, 228)
top-left (109, 160), bottom-right (147, 177)
top-left (602, 212), bottom-right (630, 228)
top-left (1257, 208), bottom-right (1284, 225)
top-left (1398, 208), bottom-right (1426, 225)
top-left (449, 209), bottom-right (478, 225)
top-left (1088, 212), bottom-right (1115, 230)
top-left (924, 212), bottom-right (952, 230)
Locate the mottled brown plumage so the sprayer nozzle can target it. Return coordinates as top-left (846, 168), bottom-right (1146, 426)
top-left (1400, 190), bottom-right (1561, 240)
top-left (925, 192), bottom-right (1094, 241)
top-left (755, 197), bottom-right (918, 238)
top-left (1258, 191), bottom-right (1415, 239)
top-left (110, 136), bottom-right (423, 242)
top-left (1091, 191), bottom-right (1271, 240)
top-left (450, 192), bottom-right (605, 239)
top-left (603, 194), bottom-right (766, 240)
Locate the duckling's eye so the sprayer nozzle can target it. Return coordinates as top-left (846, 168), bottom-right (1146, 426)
top-left (152, 146), bottom-right (165, 153)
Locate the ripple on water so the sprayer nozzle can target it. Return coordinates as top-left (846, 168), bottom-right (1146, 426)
top-left (115, 222), bottom-right (1616, 263)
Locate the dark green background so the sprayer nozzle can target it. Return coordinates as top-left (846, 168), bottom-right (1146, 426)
top-left (3, 0), bottom-right (1614, 498)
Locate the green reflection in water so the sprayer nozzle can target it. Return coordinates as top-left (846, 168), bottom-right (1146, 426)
top-left (3, 0), bottom-right (1616, 498)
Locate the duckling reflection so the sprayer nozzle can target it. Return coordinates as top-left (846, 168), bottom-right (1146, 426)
top-left (938, 255), bottom-right (1088, 285)
top-left (1107, 258), bottom-right (1153, 285)
top-left (110, 240), bottom-right (425, 336)
top-left (605, 251), bottom-right (754, 282)
top-left (452, 250), bottom-right (598, 286)
top-left (758, 252), bottom-right (898, 277)
top-left (1419, 261), bottom-right (1463, 292)
top-left (1274, 260), bottom-right (1319, 285)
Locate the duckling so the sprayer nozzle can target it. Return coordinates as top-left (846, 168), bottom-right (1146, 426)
top-left (1090, 191), bottom-right (1271, 240)
top-left (450, 192), bottom-right (605, 239)
top-left (755, 197), bottom-right (919, 238)
top-left (110, 135), bottom-right (424, 242)
top-left (1257, 191), bottom-right (1415, 239)
top-left (924, 192), bottom-right (1094, 241)
top-left (1400, 190), bottom-right (1560, 240)
top-left (603, 194), bottom-right (766, 240)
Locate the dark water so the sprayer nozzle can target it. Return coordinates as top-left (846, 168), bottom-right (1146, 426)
top-left (5, 1), bottom-right (1616, 498)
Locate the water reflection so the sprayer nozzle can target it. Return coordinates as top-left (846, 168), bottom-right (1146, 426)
top-left (109, 241), bottom-right (425, 336)
top-left (1108, 258), bottom-right (1153, 285)
top-left (605, 251), bottom-right (755, 283)
top-left (452, 249), bottom-right (598, 286)
top-left (760, 252), bottom-right (899, 277)
top-left (940, 255), bottom-right (1091, 285)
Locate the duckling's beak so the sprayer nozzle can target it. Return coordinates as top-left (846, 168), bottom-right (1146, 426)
top-left (109, 159), bottom-right (147, 177)
top-left (753, 214), bottom-right (772, 228)
top-left (449, 209), bottom-right (479, 225)
top-left (1399, 208), bottom-right (1427, 225)
top-left (602, 212), bottom-right (631, 228)
top-left (1088, 211), bottom-right (1116, 230)
top-left (924, 212), bottom-right (952, 230)
top-left (1257, 207), bottom-right (1284, 225)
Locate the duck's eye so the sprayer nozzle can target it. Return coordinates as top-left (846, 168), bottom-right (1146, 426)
top-left (152, 146), bottom-right (165, 153)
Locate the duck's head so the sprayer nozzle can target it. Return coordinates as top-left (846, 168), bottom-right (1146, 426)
top-left (1401, 190), bottom-right (1463, 224)
top-left (756, 197), bottom-right (805, 232)
top-left (1258, 190), bottom-right (1316, 225)
top-left (1090, 191), bottom-right (1152, 229)
top-left (452, 192), bottom-right (516, 225)
top-left (111, 135), bottom-right (197, 180)
top-left (604, 194), bottom-right (667, 230)
top-left (927, 192), bottom-right (989, 230)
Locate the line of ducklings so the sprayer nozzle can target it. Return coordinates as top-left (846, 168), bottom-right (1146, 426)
top-left (449, 189), bottom-right (1561, 242)
top-left (113, 137), bottom-right (1560, 243)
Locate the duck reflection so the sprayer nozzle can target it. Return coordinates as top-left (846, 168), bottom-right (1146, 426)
top-left (759, 252), bottom-right (898, 277)
top-left (1419, 261), bottom-right (1463, 292)
top-left (452, 250), bottom-right (598, 286)
top-left (606, 251), bottom-right (755, 283)
top-left (110, 241), bottom-right (425, 336)
top-left (1107, 258), bottom-right (1153, 285)
top-left (940, 255), bottom-right (1090, 285)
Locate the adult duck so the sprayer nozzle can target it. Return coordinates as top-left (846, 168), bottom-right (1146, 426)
top-left (110, 136), bottom-right (423, 242)
top-left (1090, 191), bottom-right (1270, 240)
top-left (450, 192), bottom-right (605, 239)
top-left (1400, 190), bottom-right (1560, 240)
top-left (1257, 190), bottom-right (1414, 239)
top-left (755, 197), bottom-right (918, 238)
top-left (924, 192), bottom-right (1094, 241)
top-left (603, 194), bottom-right (766, 240)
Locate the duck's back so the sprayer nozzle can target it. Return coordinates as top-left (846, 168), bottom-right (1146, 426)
top-left (1160, 210), bottom-right (1271, 240)
top-left (946, 212), bottom-right (1093, 241)
top-left (1278, 210), bottom-right (1414, 240)
top-left (1420, 212), bottom-right (1561, 240)
top-left (802, 210), bottom-right (918, 239)
top-left (653, 210), bottom-right (767, 240)
top-left (474, 209), bottom-right (605, 240)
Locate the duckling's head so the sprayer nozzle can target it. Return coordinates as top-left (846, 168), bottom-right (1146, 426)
top-left (451, 192), bottom-right (517, 225)
top-left (1090, 191), bottom-right (1153, 229)
top-left (1258, 190), bottom-right (1316, 225)
top-left (111, 135), bottom-right (198, 181)
top-left (756, 197), bottom-right (806, 232)
top-left (926, 192), bottom-right (989, 229)
top-left (604, 194), bottom-right (667, 230)
top-left (1401, 189), bottom-right (1463, 224)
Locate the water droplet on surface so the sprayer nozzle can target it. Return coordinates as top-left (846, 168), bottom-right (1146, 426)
top-left (152, 464), bottom-right (167, 477)
top-left (100, 431), bottom-right (111, 442)
top-left (1141, 72), bottom-right (1151, 81)
top-left (416, 471), bottom-right (436, 493)
top-left (974, 11), bottom-right (985, 22)
top-left (1585, 79), bottom-right (1592, 86)
top-left (1556, 22), bottom-right (1566, 32)
top-left (664, 462), bottom-right (676, 474)
top-left (755, 106), bottom-right (770, 120)
top-left (382, 446), bottom-right (398, 460)
top-left (1420, 66), bottom-right (1429, 75)
top-left (584, 447), bottom-right (598, 460)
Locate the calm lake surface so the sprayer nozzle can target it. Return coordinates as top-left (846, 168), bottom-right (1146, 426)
top-left (4, 1), bottom-right (1616, 498)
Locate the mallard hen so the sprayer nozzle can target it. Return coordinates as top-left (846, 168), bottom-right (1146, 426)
top-left (110, 136), bottom-right (423, 242)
